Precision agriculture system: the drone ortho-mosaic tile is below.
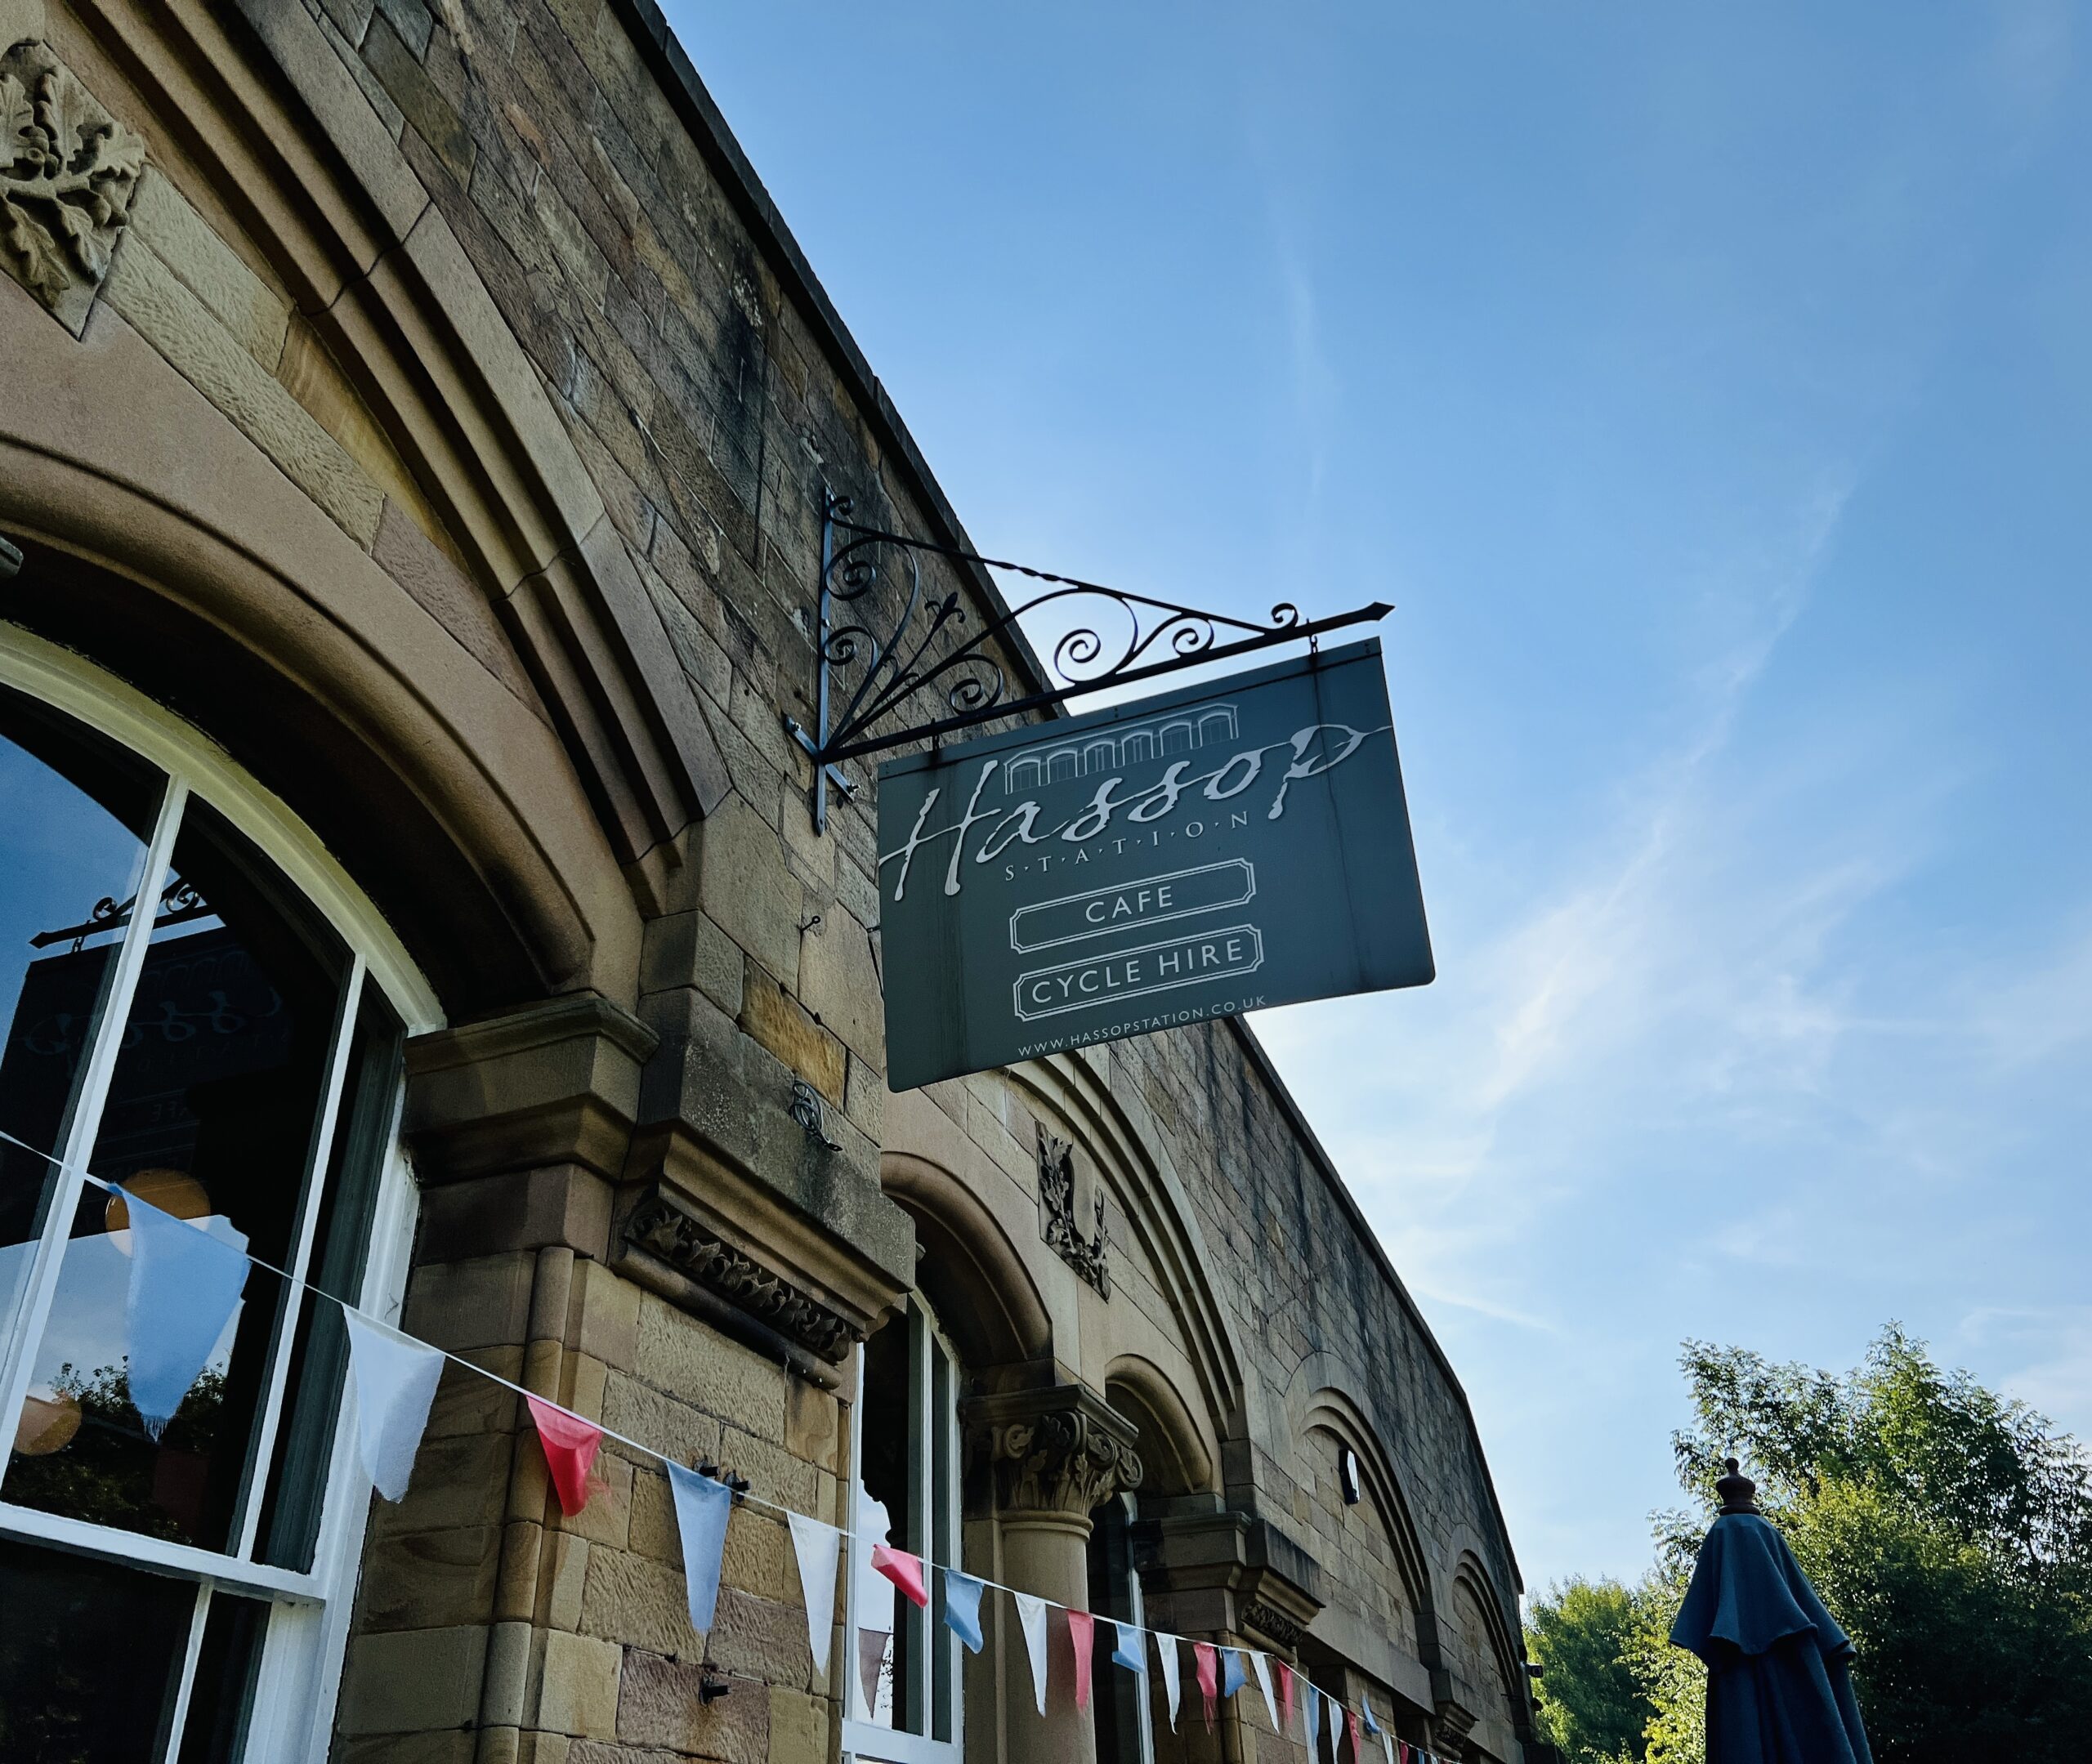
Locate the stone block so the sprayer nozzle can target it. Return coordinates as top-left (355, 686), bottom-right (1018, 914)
top-left (358, 1523), bottom-right (502, 1632)
top-left (784, 1379), bottom-right (838, 1468)
top-left (768, 1685), bottom-right (829, 1763)
top-left (374, 1427), bottom-right (515, 1534)
top-left (704, 1586), bottom-right (808, 1690)
top-left (602, 1369), bottom-right (723, 1466)
top-left (545, 1530), bottom-right (591, 1631)
top-left (362, 12), bottom-right (475, 187)
top-left (336, 1733), bottom-right (475, 1764)
top-left (373, 496), bottom-right (535, 700)
top-left (537, 1628), bottom-right (623, 1739)
top-left (564, 1445), bottom-right (633, 1549)
top-left (129, 170), bottom-right (289, 369)
top-left (618, 1647), bottom-right (770, 1760)
top-left (101, 234), bottom-right (383, 545)
top-left (572, 1258), bottom-right (643, 1370)
top-left (373, 0), bottom-right (433, 56)
top-left (404, 1253), bottom-right (538, 1351)
top-left (720, 1507), bottom-right (793, 1605)
top-left (797, 909), bottom-right (881, 1067)
top-left (634, 1292), bottom-right (786, 1445)
top-left (426, 1347), bottom-right (524, 1438)
top-left (738, 962), bottom-right (845, 1105)
top-left (697, 792), bottom-right (804, 986)
top-left (336, 1623), bottom-right (489, 1735)
top-left (578, 1542), bottom-right (694, 1655)
top-left (639, 909), bottom-right (744, 1015)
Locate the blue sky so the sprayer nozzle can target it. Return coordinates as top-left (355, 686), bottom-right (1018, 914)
top-left (666, 2), bottom-right (2092, 1592)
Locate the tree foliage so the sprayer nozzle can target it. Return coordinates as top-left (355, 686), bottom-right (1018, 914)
top-left (1535, 1326), bottom-right (2092, 1764)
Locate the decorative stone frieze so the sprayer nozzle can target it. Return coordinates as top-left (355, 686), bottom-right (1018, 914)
top-left (1240, 1597), bottom-right (1307, 1652)
top-left (1037, 1124), bottom-right (1109, 1297)
top-left (965, 1384), bottom-right (1142, 1518)
top-left (622, 1182), bottom-right (858, 1364)
top-left (2, 42), bottom-right (143, 334)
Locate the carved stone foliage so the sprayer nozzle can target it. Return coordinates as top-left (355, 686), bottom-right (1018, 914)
top-left (968, 1388), bottom-right (1142, 1518)
top-left (2, 42), bottom-right (144, 335)
top-left (1037, 1124), bottom-right (1109, 1297)
top-left (624, 1186), bottom-right (858, 1364)
top-left (1240, 1597), bottom-right (1307, 1653)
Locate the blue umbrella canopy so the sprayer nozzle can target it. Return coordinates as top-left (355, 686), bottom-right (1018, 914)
top-left (1669, 1461), bottom-right (1875, 1764)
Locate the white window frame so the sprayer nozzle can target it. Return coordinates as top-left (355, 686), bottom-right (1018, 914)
top-left (841, 1291), bottom-right (964, 1764)
top-left (0, 627), bottom-right (440, 1762)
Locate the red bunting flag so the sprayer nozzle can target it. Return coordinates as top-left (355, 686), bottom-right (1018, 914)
top-left (524, 1394), bottom-right (604, 1516)
top-left (1349, 1708), bottom-right (1364, 1759)
top-left (1068, 1610), bottom-right (1095, 1708)
top-left (1193, 1641), bottom-right (1219, 1730)
top-left (1281, 1663), bottom-right (1297, 1734)
top-left (871, 1543), bottom-right (929, 1609)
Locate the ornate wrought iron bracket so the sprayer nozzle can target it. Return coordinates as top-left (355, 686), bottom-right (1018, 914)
top-left (784, 489), bottom-right (1393, 831)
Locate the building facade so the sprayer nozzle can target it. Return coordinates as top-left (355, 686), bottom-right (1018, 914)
top-left (0, 3), bottom-right (1539, 1762)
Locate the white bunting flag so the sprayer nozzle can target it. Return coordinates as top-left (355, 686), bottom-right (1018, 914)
top-left (1382, 1729), bottom-right (1397, 1764)
top-left (1325, 1686), bottom-right (1343, 1757)
top-left (789, 1512), bottom-right (842, 1678)
top-left (342, 1310), bottom-right (445, 1501)
top-left (1156, 1631), bottom-right (1182, 1731)
top-left (1014, 1591), bottom-right (1050, 1713)
top-left (1251, 1650), bottom-right (1280, 1730)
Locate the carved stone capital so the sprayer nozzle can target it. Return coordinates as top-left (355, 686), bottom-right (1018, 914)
top-left (2, 42), bottom-right (145, 335)
top-left (964, 1386), bottom-right (1142, 1519)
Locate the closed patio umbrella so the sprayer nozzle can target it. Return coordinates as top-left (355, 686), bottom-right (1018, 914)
top-left (1669, 1460), bottom-right (1875, 1764)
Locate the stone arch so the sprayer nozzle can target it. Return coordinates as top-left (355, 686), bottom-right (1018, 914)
top-left (1301, 1384), bottom-right (1433, 1624)
top-left (1448, 1550), bottom-right (1528, 1762)
top-left (2, 7), bottom-right (730, 972)
top-left (1008, 1052), bottom-right (1248, 1442)
top-left (1103, 1353), bottom-right (1218, 1498)
top-left (880, 1150), bottom-right (1053, 1374)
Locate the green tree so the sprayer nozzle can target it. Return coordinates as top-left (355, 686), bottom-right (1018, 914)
top-left (1527, 1577), bottom-right (1658, 1762)
top-left (1659, 1325), bottom-right (2092, 1764)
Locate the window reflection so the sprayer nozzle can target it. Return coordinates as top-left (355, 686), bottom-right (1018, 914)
top-left (0, 688), bottom-right (161, 1361)
top-left (3, 801), bottom-right (349, 1551)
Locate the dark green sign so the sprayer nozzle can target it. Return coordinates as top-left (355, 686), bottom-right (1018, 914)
top-left (877, 640), bottom-right (1433, 1090)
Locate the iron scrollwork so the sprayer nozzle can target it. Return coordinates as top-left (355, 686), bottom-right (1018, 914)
top-left (784, 489), bottom-right (1392, 830)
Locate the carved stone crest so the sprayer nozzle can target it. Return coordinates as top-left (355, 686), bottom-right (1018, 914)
top-left (1037, 1124), bottom-right (1109, 1297)
top-left (2, 42), bottom-right (145, 334)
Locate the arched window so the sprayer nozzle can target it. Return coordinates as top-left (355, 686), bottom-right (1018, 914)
top-left (846, 1291), bottom-right (963, 1764)
top-left (0, 636), bottom-right (436, 1762)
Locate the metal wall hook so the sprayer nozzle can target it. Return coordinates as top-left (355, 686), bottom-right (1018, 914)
top-left (788, 1078), bottom-right (842, 1151)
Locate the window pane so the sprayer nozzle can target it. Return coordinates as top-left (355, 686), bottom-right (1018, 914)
top-left (257, 988), bottom-right (405, 1571)
top-left (857, 1311), bottom-right (911, 1728)
top-left (175, 1588), bottom-right (270, 1764)
top-left (0, 687), bottom-right (163, 1361)
top-left (4, 801), bottom-right (350, 1552)
top-left (0, 1538), bottom-right (194, 1762)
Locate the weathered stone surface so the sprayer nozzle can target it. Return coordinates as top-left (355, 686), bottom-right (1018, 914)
top-left (618, 1648), bottom-right (769, 1760)
top-left (795, 909), bottom-right (881, 1069)
top-left (537, 1628), bottom-right (622, 1739)
top-left (634, 1290), bottom-right (786, 1445)
top-left (578, 1542), bottom-right (690, 1655)
top-left (336, 1624), bottom-right (489, 1735)
top-left (737, 960), bottom-right (845, 1105)
top-left (696, 793), bottom-right (804, 987)
top-left (128, 169), bottom-right (288, 368)
top-left (101, 234), bottom-right (384, 543)
top-left (359, 1524), bottom-right (503, 1632)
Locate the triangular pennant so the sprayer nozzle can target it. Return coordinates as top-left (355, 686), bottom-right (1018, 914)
top-left (1014, 1591), bottom-right (1050, 1714)
top-left (1069, 1609), bottom-right (1095, 1709)
top-left (944, 1569), bottom-right (986, 1654)
top-left (524, 1394), bottom-right (603, 1515)
top-left (1281, 1664), bottom-right (1298, 1735)
top-left (1349, 1706), bottom-right (1365, 1760)
top-left (118, 1189), bottom-right (249, 1439)
top-left (871, 1543), bottom-right (929, 1610)
top-left (858, 1625), bottom-right (889, 1716)
top-left (1325, 1690), bottom-right (1343, 1757)
top-left (1381, 1729), bottom-right (1397, 1764)
top-left (1362, 1701), bottom-right (1382, 1738)
top-left (788, 1512), bottom-right (842, 1677)
top-left (1194, 1641), bottom-right (1220, 1731)
top-left (1156, 1631), bottom-right (1182, 1731)
top-left (1305, 1683), bottom-right (1324, 1757)
top-left (1111, 1620), bottom-right (1147, 1674)
top-left (1221, 1646), bottom-right (1248, 1700)
top-left (666, 1462), bottom-right (732, 1635)
top-left (342, 1309), bottom-right (444, 1501)
top-left (1251, 1651), bottom-right (1279, 1729)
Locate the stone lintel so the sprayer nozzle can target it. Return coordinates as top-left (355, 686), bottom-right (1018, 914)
top-left (405, 994), bottom-right (658, 1185)
top-left (963, 1384), bottom-right (1143, 1522)
top-left (610, 1123), bottom-right (910, 1372)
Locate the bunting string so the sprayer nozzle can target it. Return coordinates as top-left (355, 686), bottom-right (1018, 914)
top-left (0, 1124), bottom-right (1456, 1759)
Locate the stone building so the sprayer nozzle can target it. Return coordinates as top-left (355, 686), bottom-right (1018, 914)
top-left (0, 3), bottom-right (1539, 1762)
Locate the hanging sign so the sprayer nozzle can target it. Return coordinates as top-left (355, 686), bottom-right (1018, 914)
top-left (877, 639), bottom-right (1433, 1089)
